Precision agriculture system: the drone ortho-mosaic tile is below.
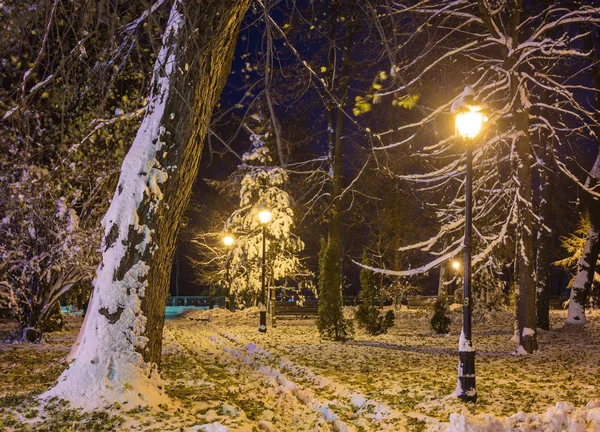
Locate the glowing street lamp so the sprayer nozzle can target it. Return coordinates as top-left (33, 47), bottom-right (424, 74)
top-left (452, 260), bottom-right (460, 271)
top-left (257, 207), bottom-right (272, 333)
top-left (455, 107), bottom-right (485, 140)
top-left (258, 208), bottom-right (272, 224)
top-left (452, 88), bottom-right (486, 403)
top-left (223, 235), bottom-right (234, 247)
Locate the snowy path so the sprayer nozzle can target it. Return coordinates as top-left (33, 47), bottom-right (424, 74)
top-left (161, 308), bottom-right (600, 432)
top-left (164, 317), bottom-right (417, 431)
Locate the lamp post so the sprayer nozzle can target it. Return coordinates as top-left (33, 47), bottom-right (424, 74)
top-left (258, 207), bottom-right (272, 333)
top-left (222, 235), bottom-right (234, 310)
top-left (454, 95), bottom-right (485, 403)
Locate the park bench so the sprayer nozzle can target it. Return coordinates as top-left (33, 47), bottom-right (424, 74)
top-left (273, 301), bottom-right (319, 319)
top-left (406, 296), bottom-right (437, 309)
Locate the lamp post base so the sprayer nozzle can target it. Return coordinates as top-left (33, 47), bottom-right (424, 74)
top-left (457, 351), bottom-right (476, 402)
top-left (258, 310), bottom-right (267, 333)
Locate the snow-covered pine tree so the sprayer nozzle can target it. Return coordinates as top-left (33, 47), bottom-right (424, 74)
top-left (222, 126), bottom-right (312, 306)
top-left (44, 0), bottom-right (250, 409)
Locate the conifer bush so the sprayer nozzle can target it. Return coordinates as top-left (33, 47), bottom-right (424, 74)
top-left (430, 294), bottom-right (451, 334)
top-left (317, 239), bottom-right (353, 341)
top-left (355, 252), bottom-right (395, 335)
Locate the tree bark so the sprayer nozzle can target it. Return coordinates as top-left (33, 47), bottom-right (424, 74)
top-left (535, 141), bottom-right (553, 330)
top-left (506, 0), bottom-right (537, 353)
top-left (45, 0), bottom-right (249, 409)
top-left (438, 262), bottom-right (447, 297)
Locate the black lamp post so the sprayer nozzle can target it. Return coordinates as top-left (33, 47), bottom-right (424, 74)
top-left (257, 207), bottom-right (272, 333)
top-left (454, 92), bottom-right (485, 402)
top-left (222, 235), bottom-right (234, 310)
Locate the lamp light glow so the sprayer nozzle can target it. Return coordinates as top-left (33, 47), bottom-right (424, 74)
top-left (223, 235), bottom-right (234, 247)
top-left (258, 209), bottom-right (272, 224)
top-left (456, 106), bottom-right (484, 140)
top-left (452, 260), bottom-right (460, 271)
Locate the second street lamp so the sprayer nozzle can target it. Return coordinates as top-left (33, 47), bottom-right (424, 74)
top-left (258, 207), bottom-right (272, 333)
top-left (453, 91), bottom-right (485, 403)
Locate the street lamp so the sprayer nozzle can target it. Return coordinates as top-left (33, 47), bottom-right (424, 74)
top-left (453, 89), bottom-right (485, 403)
top-left (222, 235), bottom-right (234, 310)
top-left (257, 207), bottom-right (272, 333)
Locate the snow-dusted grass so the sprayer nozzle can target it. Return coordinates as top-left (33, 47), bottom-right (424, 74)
top-left (1, 307), bottom-right (600, 431)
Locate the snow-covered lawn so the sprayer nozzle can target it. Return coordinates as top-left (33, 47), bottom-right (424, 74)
top-left (1, 307), bottom-right (600, 431)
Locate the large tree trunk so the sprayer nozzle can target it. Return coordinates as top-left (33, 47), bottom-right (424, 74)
top-left (567, 154), bottom-right (600, 324)
top-left (44, 0), bottom-right (249, 409)
top-left (514, 108), bottom-right (538, 353)
top-left (506, 0), bottom-right (537, 354)
top-left (535, 141), bottom-right (553, 330)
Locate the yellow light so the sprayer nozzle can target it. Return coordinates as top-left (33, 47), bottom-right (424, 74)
top-left (258, 209), bottom-right (272, 224)
top-left (223, 235), bottom-right (234, 247)
top-left (452, 260), bottom-right (460, 270)
top-left (456, 107), bottom-right (484, 140)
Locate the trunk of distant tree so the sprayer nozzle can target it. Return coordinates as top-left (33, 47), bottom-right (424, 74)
top-left (438, 262), bottom-right (447, 297)
top-left (535, 141), bottom-right (553, 330)
top-left (567, 153), bottom-right (600, 324)
top-left (318, 14), bottom-right (353, 340)
top-left (567, 34), bottom-right (600, 325)
top-left (328, 19), bottom-right (353, 280)
top-left (45, 0), bottom-right (249, 409)
top-left (175, 245), bottom-right (180, 297)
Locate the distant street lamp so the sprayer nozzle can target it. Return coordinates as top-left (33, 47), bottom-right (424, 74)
top-left (258, 207), bottom-right (272, 333)
top-left (222, 235), bottom-right (235, 310)
top-left (451, 260), bottom-right (461, 297)
top-left (453, 90), bottom-right (486, 403)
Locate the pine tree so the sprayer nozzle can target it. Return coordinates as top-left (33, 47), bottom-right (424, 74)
top-left (355, 251), bottom-right (394, 335)
top-left (221, 125), bottom-right (312, 306)
top-left (317, 238), bottom-right (352, 341)
top-left (430, 295), bottom-right (451, 335)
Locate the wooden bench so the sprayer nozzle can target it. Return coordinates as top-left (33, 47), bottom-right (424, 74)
top-left (273, 301), bottom-right (319, 319)
top-left (406, 296), bottom-right (437, 309)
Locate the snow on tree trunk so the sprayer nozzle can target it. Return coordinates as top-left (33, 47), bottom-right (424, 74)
top-left (536, 141), bottom-right (553, 331)
top-left (566, 152), bottom-right (600, 325)
top-left (514, 108), bottom-right (537, 354)
top-left (438, 261), bottom-right (447, 297)
top-left (44, 0), bottom-right (249, 409)
top-left (567, 41), bottom-right (600, 325)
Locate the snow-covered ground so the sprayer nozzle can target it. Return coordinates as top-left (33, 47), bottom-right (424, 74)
top-left (1, 307), bottom-right (600, 431)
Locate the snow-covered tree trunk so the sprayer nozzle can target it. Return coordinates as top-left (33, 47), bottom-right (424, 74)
top-left (567, 33), bottom-right (600, 325)
top-left (438, 261), bottom-right (448, 297)
top-left (567, 153), bottom-right (600, 325)
top-left (536, 141), bottom-right (553, 330)
top-left (514, 107), bottom-right (538, 353)
top-left (44, 0), bottom-right (249, 409)
top-left (505, 0), bottom-right (537, 354)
